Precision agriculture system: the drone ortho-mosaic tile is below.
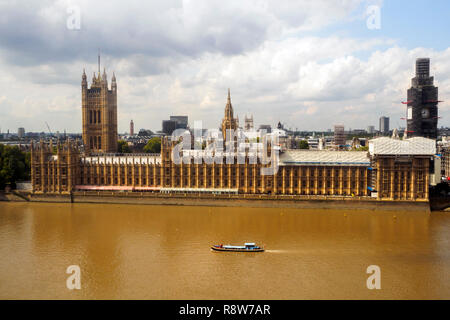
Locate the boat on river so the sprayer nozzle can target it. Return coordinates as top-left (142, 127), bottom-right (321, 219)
top-left (211, 243), bottom-right (264, 252)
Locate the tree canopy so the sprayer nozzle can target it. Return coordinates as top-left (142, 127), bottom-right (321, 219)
top-left (143, 137), bottom-right (161, 153)
top-left (352, 146), bottom-right (369, 151)
top-left (0, 144), bottom-right (30, 190)
top-left (298, 140), bottom-right (309, 149)
top-left (117, 140), bottom-right (131, 153)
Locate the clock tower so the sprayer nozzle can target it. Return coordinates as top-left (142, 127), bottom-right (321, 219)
top-left (406, 58), bottom-right (439, 139)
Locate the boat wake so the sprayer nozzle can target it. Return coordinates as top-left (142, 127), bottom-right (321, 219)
top-left (264, 249), bottom-right (291, 254)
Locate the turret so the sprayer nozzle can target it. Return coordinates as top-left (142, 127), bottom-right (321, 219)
top-left (102, 68), bottom-right (107, 86)
top-left (82, 69), bottom-right (87, 88)
top-left (111, 72), bottom-right (117, 91)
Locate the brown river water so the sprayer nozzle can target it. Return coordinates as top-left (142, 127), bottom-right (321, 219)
top-left (0, 202), bottom-right (449, 299)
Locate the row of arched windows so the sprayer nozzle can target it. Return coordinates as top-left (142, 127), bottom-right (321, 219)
top-left (89, 110), bottom-right (101, 124)
top-left (90, 136), bottom-right (102, 149)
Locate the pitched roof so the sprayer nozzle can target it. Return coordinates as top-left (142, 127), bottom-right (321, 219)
top-left (368, 137), bottom-right (436, 155)
top-left (279, 150), bottom-right (370, 166)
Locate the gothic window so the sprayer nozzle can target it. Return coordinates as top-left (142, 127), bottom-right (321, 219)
top-left (93, 110), bottom-right (97, 123)
top-left (89, 110), bottom-right (92, 124)
top-left (98, 110), bottom-right (101, 123)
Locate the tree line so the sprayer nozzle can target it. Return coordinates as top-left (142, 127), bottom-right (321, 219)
top-left (118, 137), bottom-right (162, 154)
top-left (0, 144), bottom-right (30, 190)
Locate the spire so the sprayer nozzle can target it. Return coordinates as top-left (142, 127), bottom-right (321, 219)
top-left (82, 68), bottom-right (87, 84)
top-left (225, 88), bottom-right (233, 119)
top-left (98, 49), bottom-right (101, 75)
top-left (112, 72), bottom-right (116, 90)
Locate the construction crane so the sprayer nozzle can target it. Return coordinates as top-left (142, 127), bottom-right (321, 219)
top-left (45, 122), bottom-right (53, 137)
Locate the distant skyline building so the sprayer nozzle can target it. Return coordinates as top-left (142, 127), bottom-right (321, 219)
top-left (379, 116), bottom-right (390, 134)
top-left (406, 58), bottom-right (439, 139)
top-left (170, 116), bottom-right (188, 129)
top-left (258, 124), bottom-right (271, 134)
top-left (334, 125), bottom-right (345, 147)
top-left (17, 127), bottom-right (25, 139)
top-left (367, 126), bottom-right (375, 134)
top-left (130, 120), bottom-right (134, 136)
top-left (162, 120), bottom-right (177, 135)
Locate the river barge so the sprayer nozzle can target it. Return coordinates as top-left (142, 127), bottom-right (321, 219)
top-left (211, 243), bottom-right (264, 252)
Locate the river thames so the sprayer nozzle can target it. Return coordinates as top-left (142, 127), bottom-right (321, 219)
top-left (0, 202), bottom-right (449, 299)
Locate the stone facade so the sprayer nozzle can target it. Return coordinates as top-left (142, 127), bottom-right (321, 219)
top-left (31, 136), bottom-right (434, 201)
top-left (81, 67), bottom-right (118, 154)
top-left (31, 139), bottom-right (373, 197)
top-left (31, 82), bottom-right (436, 202)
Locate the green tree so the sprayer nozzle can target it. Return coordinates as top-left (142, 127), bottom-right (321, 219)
top-left (143, 137), bottom-right (161, 153)
top-left (298, 140), bottom-right (309, 149)
top-left (117, 140), bottom-right (131, 153)
top-left (353, 146), bottom-right (369, 151)
top-left (0, 144), bottom-right (30, 190)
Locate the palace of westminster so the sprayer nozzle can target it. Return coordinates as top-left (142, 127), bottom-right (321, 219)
top-left (31, 58), bottom-right (441, 201)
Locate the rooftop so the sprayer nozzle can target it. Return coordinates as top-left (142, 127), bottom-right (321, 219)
top-left (279, 150), bottom-right (370, 166)
top-left (369, 137), bottom-right (436, 156)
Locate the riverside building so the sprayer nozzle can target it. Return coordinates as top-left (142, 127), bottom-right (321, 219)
top-left (31, 76), bottom-right (438, 201)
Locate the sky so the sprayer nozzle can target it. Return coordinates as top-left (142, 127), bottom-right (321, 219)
top-left (0, 0), bottom-right (449, 134)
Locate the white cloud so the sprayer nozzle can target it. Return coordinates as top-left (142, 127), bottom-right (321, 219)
top-left (0, 0), bottom-right (449, 134)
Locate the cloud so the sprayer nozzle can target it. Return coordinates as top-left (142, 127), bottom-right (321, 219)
top-left (0, 0), bottom-right (449, 134)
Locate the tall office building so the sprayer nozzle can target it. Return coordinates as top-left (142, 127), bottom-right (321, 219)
top-left (379, 116), bottom-right (389, 134)
top-left (81, 55), bottom-right (118, 153)
top-left (406, 58), bottom-right (438, 139)
top-left (334, 125), bottom-right (345, 147)
top-left (170, 116), bottom-right (188, 129)
top-left (130, 120), bottom-right (134, 136)
top-left (162, 120), bottom-right (177, 135)
top-left (17, 127), bottom-right (25, 139)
